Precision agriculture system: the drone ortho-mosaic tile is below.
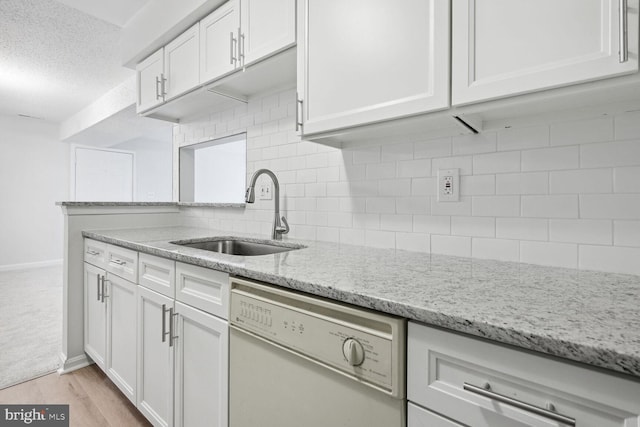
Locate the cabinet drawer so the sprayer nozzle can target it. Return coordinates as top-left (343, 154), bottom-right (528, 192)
top-left (138, 253), bottom-right (175, 298)
top-left (105, 244), bottom-right (138, 283)
top-left (175, 262), bottom-right (229, 319)
top-left (84, 239), bottom-right (107, 268)
top-left (408, 403), bottom-right (462, 427)
top-left (408, 322), bottom-right (640, 427)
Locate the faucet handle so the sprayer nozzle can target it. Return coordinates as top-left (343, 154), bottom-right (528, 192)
top-left (277, 216), bottom-right (290, 235)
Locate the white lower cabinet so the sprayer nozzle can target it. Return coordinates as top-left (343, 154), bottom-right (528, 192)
top-left (137, 285), bottom-right (174, 427)
top-left (83, 261), bottom-right (137, 403)
top-left (407, 321), bottom-right (640, 427)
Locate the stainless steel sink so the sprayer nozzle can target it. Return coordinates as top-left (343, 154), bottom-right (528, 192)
top-left (171, 238), bottom-right (304, 256)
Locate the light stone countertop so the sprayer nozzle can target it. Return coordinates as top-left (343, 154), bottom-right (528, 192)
top-left (83, 226), bottom-right (640, 379)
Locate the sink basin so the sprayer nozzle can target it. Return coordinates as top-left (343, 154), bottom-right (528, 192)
top-left (171, 238), bottom-right (304, 256)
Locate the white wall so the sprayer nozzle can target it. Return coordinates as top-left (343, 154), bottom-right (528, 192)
top-left (176, 88), bottom-right (640, 275)
top-left (0, 115), bottom-right (69, 269)
top-left (113, 137), bottom-right (173, 201)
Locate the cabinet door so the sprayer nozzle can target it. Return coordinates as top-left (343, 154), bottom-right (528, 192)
top-left (165, 24), bottom-right (201, 101)
top-left (298, 0), bottom-right (450, 135)
top-left (137, 286), bottom-right (174, 427)
top-left (136, 49), bottom-right (165, 113)
top-left (105, 274), bottom-right (137, 404)
top-left (240, 0), bottom-right (296, 66)
top-left (84, 263), bottom-right (106, 370)
top-left (452, 0), bottom-right (639, 105)
top-left (200, 0), bottom-right (241, 83)
top-left (408, 403), bottom-right (463, 427)
top-left (174, 302), bottom-right (228, 427)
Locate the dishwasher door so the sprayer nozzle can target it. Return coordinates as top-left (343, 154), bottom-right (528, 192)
top-left (229, 326), bottom-right (406, 427)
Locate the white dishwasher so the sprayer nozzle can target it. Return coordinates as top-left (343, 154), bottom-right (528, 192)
top-left (229, 277), bottom-right (406, 427)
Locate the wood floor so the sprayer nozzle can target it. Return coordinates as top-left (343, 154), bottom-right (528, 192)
top-left (0, 364), bottom-right (150, 427)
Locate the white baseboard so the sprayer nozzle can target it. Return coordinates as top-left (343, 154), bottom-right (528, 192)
top-left (57, 353), bottom-right (93, 375)
top-left (0, 259), bottom-right (63, 272)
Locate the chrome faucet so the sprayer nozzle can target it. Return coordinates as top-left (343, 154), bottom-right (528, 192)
top-left (245, 169), bottom-right (289, 240)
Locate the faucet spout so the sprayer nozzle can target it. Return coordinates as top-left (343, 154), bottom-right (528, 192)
top-left (245, 169), bottom-right (289, 240)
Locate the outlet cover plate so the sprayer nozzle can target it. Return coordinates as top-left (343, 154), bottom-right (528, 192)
top-left (437, 168), bottom-right (459, 202)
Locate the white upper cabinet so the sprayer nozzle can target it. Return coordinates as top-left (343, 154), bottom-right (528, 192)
top-left (200, 1), bottom-right (240, 83)
top-left (136, 49), bottom-right (165, 113)
top-left (452, 0), bottom-right (639, 105)
top-left (297, 0), bottom-right (450, 136)
top-left (240, 0), bottom-right (296, 65)
top-left (164, 24), bottom-right (201, 101)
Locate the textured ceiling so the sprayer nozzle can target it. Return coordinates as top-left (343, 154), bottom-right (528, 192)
top-left (0, 0), bottom-right (139, 122)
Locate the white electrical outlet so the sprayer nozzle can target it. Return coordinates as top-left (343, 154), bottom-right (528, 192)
top-left (437, 168), bottom-right (459, 202)
top-left (259, 182), bottom-right (272, 200)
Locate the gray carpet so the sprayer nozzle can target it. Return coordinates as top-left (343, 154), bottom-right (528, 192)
top-left (0, 265), bottom-right (62, 389)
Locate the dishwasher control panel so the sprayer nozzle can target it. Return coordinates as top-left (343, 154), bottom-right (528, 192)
top-left (230, 278), bottom-right (406, 397)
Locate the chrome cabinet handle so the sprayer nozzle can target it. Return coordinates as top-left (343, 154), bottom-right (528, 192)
top-left (100, 277), bottom-right (108, 303)
top-left (463, 382), bottom-right (575, 426)
top-left (86, 249), bottom-right (99, 256)
top-left (111, 259), bottom-right (126, 266)
top-left (295, 94), bottom-right (303, 132)
top-left (238, 28), bottom-right (245, 67)
top-left (620, 0), bottom-right (628, 63)
top-left (161, 73), bottom-right (167, 99)
top-left (96, 274), bottom-right (101, 301)
top-left (155, 76), bottom-right (162, 100)
top-left (169, 308), bottom-right (178, 347)
top-left (162, 304), bottom-right (170, 343)
top-left (230, 31), bottom-right (237, 65)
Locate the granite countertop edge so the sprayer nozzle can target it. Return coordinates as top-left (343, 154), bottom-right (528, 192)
top-left (82, 228), bottom-right (640, 380)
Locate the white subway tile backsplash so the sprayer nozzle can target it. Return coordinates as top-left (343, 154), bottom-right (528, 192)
top-left (353, 213), bottom-right (380, 229)
top-left (398, 159), bottom-right (431, 177)
top-left (414, 137), bottom-right (452, 158)
top-left (521, 146), bottom-right (579, 171)
top-left (382, 142), bottom-right (414, 161)
top-left (473, 151), bottom-right (520, 174)
top-left (550, 117), bottom-right (614, 146)
top-left (472, 238), bottom-right (519, 262)
top-left (472, 196), bottom-right (520, 217)
top-left (365, 230), bottom-right (396, 249)
top-left (496, 218), bottom-right (548, 241)
top-left (432, 156), bottom-right (473, 175)
top-left (549, 219), bottom-right (612, 245)
top-left (614, 166), bottom-right (640, 193)
top-left (451, 216), bottom-right (495, 237)
top-left (431, 235), bottom-right (471, 257)
top-left (614, 111), bottom-right (640, 140)
top-left (461, 175), bottom-right (495, 195)
top-left (380, 214), bottom-right (413, 232)
top-left (431, 197), bottom-right (472, 216)
top-left (414, 215), bottom-right (451, 234)
top-left (496, 172), bottom-right (548, 195)
top-left (498, 125), bottom-right (549, 151)
top-left (580, 194), bottom-right (640, 219)
top-left (520, 241), bottom-right (578, 269)
top-left (379, 179), bottom-right (411, 196)
top-left (366, 162), bottom-right (396, 179)
top-left (452, 132), bottom-right (497, 155)
top-left (549, 168), bottom-right (612, 194)
top-left (177, 88), bottom-right (640, 275)
top-left (614, 220), bottom-right (640, 247)
top-left (396, 197), bottom-right (430, 214)
top-left (581, 140), bottom-right (640, 168)
top-left (579, 245), bottom-right (640, 275)
top-left (396, 232), bottom-right (430, 253)
top-left (522, 195), bottom-right (578, 218)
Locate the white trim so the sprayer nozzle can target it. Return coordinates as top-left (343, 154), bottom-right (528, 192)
top-left (57, 353), bottom-right (93, 375)
top-left (0, 259), bottom-right (63, 272)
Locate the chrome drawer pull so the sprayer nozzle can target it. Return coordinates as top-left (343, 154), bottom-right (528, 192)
top-left (111, 259), bottom-right (126, 266)
top-left (463, 382), bottom-right (576, 426)
top-left (86, 249), bottom-right (99, 256)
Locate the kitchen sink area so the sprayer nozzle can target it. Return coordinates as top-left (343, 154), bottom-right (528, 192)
top-left (170, 237), bottom-right (305, 256)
